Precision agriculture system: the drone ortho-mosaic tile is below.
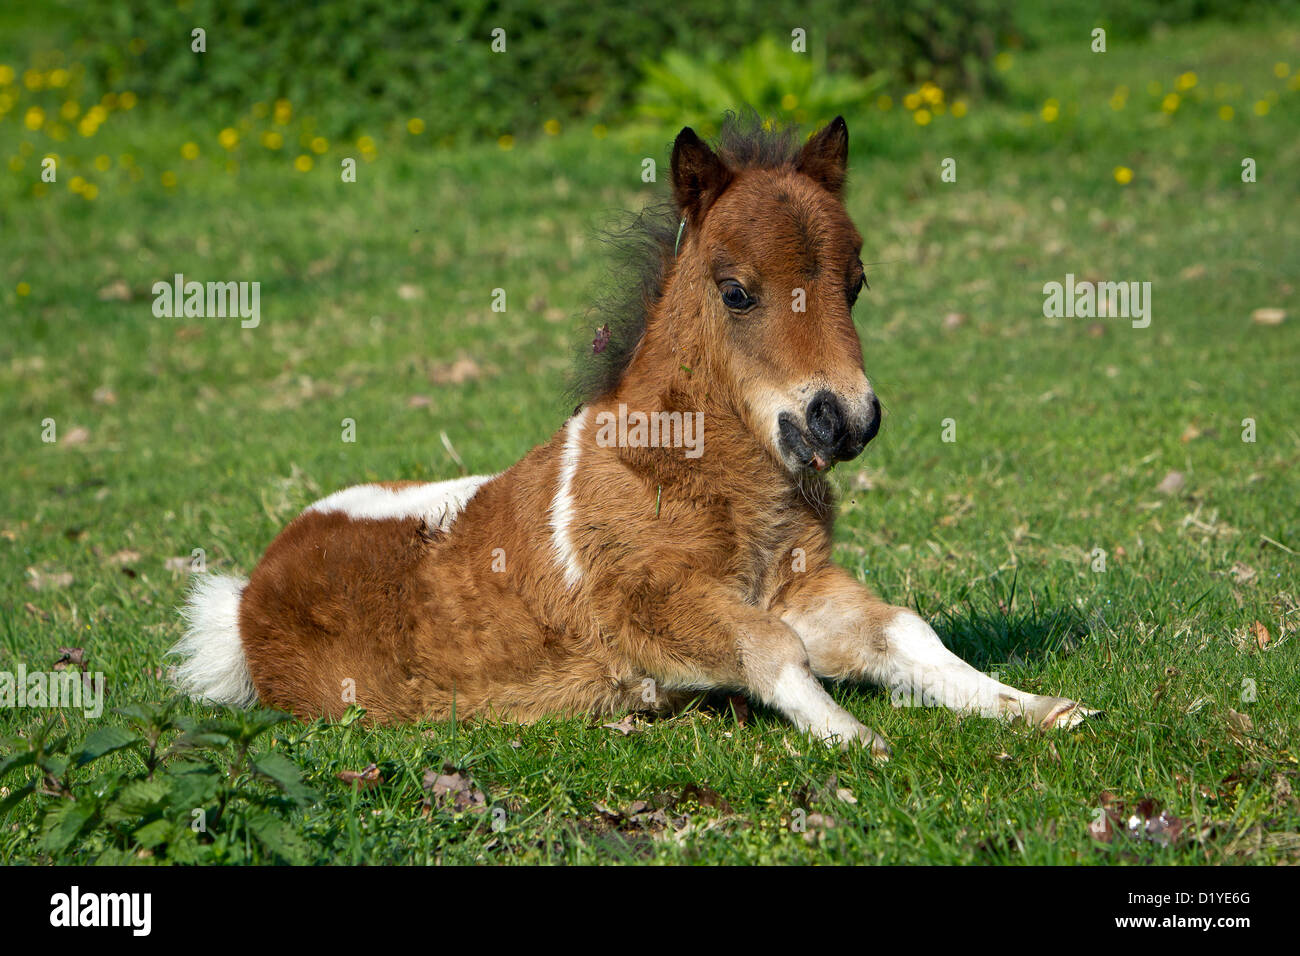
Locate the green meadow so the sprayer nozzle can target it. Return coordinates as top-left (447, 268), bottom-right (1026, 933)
top-left (1, 14), bottom-right (1297, 864)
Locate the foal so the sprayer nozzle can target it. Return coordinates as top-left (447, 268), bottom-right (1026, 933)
top-left (174, 115), bottom-right (1093, 755)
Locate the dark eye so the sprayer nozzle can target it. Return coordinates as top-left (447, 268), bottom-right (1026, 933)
top-left (720, 281), bottom-right (754, 312)
top-left (848, 270), bottom-right (867, 305)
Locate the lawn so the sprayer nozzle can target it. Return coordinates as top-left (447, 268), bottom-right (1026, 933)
top-left (1, 17), bottom-right (1297, 864)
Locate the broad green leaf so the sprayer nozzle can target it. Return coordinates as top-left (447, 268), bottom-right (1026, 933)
top-left (252, 751), bottom-right (317, 807)
top-left (74, 726), bottom-right (141, 766)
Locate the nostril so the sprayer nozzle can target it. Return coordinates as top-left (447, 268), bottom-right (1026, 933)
top-left (862, 394), bottom-right (881, 444)
top-left (806, 391), bottom-right (843, 447)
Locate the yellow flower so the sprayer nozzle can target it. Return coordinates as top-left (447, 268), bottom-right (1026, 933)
top-left (1041, 99), bottom-right (1059, 122)
top-left (161, 170), bottom-right (177, 187)
top-left (261, 130), bottom-right (283, 149)
top-left (497, 134), bottom-right (514, 150)
top-left (119, 91), bottom-right (137, 109)
top-left (1254, 99), bottom-right (1269, 116)
top-left (294, 154), bottom-right (313, 172)
top-left (1109, 94), bottom-right (1126, 110)
top-left (903, 92), bottom-right (922, 111)
top-left (1218, 105), bottom-right (1234, 121)
top-left (0, 65), bottom-right (13, 85)
top-left (876, 94), bottom-right (892, 111)
top-left (1274, 62), bottom-right (1289, 78)
top-left (593, 123), bottom-right (607, 139)
top-left (87, 105), bottom-right (107, 123)
top-left (406, 117), bottom-right (424, 135)
top-left (219, 127), bottom-right (240, 150)
top-left (1290, 73), bottom-right (1300, 91)
top-left (17, 281), bottom-right (31, 296)
top-left (181, 141), bottom-right (200, 159)
top-left (82, 183), bottom-right (98, 200)
top-left (94, 154), bottom-right (110, 171)
top-left (913, 108), bottom-right (931, 126)
top-left (1161, 93), bottom-right (1180, 113)
top-left (951, 99), bottom-right (967, 118)
top-left (24, 106), bottom-right (44, 130)
top-left (60, 100), bottom-right (80, 120)
top-left (780, 93), bottom-right (798, 111)
top-left (77, 117), bottom-right (98, 137)
top-left (70, 175), bottom-right (86, 193)
top-left (273, 99), bottom-right (292, 124)
top-left (310, 135), bottom-right (327, 153)
top-left (994, 52), bottom-right (1013, 72)
top-left (49, 68), bottom-right (69, 88)
top-left (921, 82), bottom-right (943, 105)
top-left (1113, 166), bottom-right (1133, 185)
top-left (1175, 71), bottom-right (1197, 91)
top-left (356, 134), bottom-right (375, 152)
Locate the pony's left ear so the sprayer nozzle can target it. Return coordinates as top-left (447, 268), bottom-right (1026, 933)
top-left (796, 115), bottom-right (849, 196)
top-left (671, 127), bottom-right (733, 225)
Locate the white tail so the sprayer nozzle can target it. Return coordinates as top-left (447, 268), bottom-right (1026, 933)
top-left (170, 574), bottom-right (259, 708)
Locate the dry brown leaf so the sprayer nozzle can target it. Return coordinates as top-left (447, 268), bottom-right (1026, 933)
top-left (1225, 708), bottom-right (1253, 733)
top-left (26, 567), bottom-right (73, 591)
top-left (1251, 308), bottom-right (1286, 325)
top-left (337, 763), bottom-right (383, 789)
top-left (429, 357), bottom-right (482, 385)
top-left (1252, 620), bottom-right (1272, 649)
top-left (601, 714), bottom-right (638, 736)
top-left (1155, 470), bottom-right (1185, 495)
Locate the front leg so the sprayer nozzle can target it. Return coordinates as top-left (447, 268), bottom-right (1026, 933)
top-left (621, 579), bottom-right (890, 755)
top-left (774, 565), bottom-right (1095, 729)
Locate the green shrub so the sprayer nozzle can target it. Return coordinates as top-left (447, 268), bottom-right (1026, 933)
top-left (0, 701), bottom-right (319, 864)
top-left (61, 0), bottom-right (1013, 142)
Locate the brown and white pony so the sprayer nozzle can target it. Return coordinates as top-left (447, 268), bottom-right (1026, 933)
top-left (172, 115), bottom-right (1093, 756)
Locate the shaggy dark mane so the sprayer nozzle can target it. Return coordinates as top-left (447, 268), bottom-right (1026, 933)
top-left (567, 110), bottom-right (806, 406)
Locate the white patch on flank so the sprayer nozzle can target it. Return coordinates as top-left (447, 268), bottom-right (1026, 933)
top-left (770, 664), bottom-right (865, 743)
top-left (170, 574), bottom-right (258, 708)
top-left (883, 611), bottom-right (1028, 716)
top-left (306, 474), bottom-right (493, 530)
top-left (549, 410), bottom-right (587, 589)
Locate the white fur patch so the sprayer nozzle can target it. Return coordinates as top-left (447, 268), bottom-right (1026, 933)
top-left (549, 410), bottom-right (587, 589)
top-left (306, 474), bottom-right (493, 529)
top-left (170, 574), bottom-right (258, 708)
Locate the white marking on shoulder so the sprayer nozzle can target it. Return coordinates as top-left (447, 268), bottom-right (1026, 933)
top-left (306, 474), bottom-right (493, 530)
top-left (549, 409), bottom-right (587, 589)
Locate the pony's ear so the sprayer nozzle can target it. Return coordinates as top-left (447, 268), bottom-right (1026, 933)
top-left (796, 115), bottom-right (849, 195)
top-left (671, 127), bottom-right (732, 224)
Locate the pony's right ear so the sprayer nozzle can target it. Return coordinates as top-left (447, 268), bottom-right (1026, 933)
top-left (671, 127), bottom-right (732, 225)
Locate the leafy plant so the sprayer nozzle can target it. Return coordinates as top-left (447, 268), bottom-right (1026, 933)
top-left (635, 35), bottom-right (888, 132)
top-left (0, 702), bottom-right (318, 864)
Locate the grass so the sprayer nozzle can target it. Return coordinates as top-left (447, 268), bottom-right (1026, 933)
top-left (1, 18), bottom-right (1297, 864)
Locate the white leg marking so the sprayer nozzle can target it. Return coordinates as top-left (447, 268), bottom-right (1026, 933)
top-left (769, 664), bottom-right (873, 746)
top-left (883, 611), bottom-right (1034, 717)
top-left (549, 410), bottom-right (587, 589)
top-left (306, 474), bottom-right (494, 529)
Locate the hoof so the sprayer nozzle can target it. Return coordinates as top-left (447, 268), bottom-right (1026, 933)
top-left (1036, 697), bottom-right (1101, 730)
